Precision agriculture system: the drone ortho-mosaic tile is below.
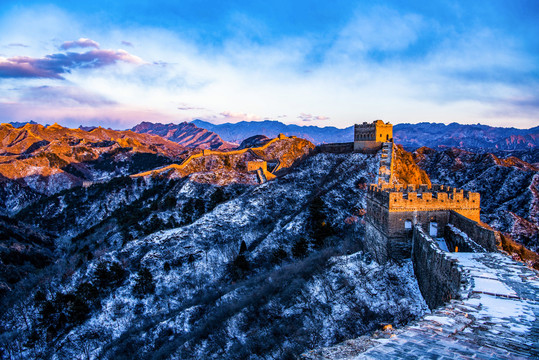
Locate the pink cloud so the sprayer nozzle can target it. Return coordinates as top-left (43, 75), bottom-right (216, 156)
top-left (60, 38), bottom-right (100, 50)
top-left (220, 111), bottom-right (262, 122)
top-left (297, 113), bottom-right (330, 122)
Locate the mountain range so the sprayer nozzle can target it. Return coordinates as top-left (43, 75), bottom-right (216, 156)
top-left (132, 121), bottom-right (236, 150)
top-left (0, 122), bottom-right (189, 214)
top-left (192, 119), bottom-right (539, 151)
top-left (0, 118), bottom-right (538, 359)
top-left (11, 120), bottom-right (539, 152)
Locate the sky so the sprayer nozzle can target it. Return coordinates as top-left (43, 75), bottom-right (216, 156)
top-left (0, 0), bottom-right (538, 129)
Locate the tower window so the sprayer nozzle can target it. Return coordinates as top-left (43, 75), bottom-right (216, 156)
top-left (405, 220), bottom-right (412, 229)
top-left (429, 222), bottom-right (438, 237)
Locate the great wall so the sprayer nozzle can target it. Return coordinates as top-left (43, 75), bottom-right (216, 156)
top-left (131, 133), bottom-right (292, 182)
top-left (131, 120), bottom-right (538, 358)
top-left (304, 120), bottom-right (539, 359)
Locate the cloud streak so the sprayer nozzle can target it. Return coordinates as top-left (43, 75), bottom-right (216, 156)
top-left (0, 49), bottom-right (143, 79)
top-left (298, 113), bottom-right (330, 122)
top-left (219, 111), bottom-right (262, 122)
top-left (21, 85), bottom-right (116, 107)
top-left (60, 38), bottom-right (100, 50)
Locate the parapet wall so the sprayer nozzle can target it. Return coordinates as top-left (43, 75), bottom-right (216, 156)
top-left (317, 142), bottom-right (354, 154)
top-left (444, 224), bottom-right (485, 253)
top-left (367, 184), bottom-right (480, 222)
top-left (354, 141), bottom-right (383, 153)
top-left (412, 227), bottom-right (462, 309)
top-left (448, 211), bottom-right (499, 252)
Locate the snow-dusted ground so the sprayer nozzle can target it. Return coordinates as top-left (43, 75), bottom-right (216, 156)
top-left (1, 152), bottom-right (431, 360)
top-left (415, 148), bottom-right (539, 251)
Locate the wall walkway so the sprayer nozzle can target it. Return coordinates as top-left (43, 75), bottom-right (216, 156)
top-left (303, 246), bottom-right (539, 359)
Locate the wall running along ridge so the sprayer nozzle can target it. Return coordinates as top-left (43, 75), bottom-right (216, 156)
top-left (131, 134), bottom-right (291, 179)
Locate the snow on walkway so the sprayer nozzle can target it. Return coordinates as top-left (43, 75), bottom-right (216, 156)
top-left (303, 252), bottom-right (539, 359)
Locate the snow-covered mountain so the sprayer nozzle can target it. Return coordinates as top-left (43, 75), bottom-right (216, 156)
top-left (0, 122), bottom-right (311, 216)
top-left (413, 147), bottom-right (539, 251)
top-left (0, 122), bottom-right (189, 214)
top-left (1, 151), bottom-right (429, 359)
top-left (131, 121), bottom-right (237, 150)
top-left (1, 121), bottom-right (537, 359)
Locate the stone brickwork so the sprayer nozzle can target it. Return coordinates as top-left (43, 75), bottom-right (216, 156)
top-left (368, 184), bottom-right (480, 224)
top-left (447, 211), bottom-right (498, 251)
top-left (316, 142), bottom-right (354, 154)
top-left (247, 160), bottom-right (267, 173)
top-left (303, 251), bottom-right (539, 359)
top-left (377, 142), bottom-right (394, 184)
top-left (412, 226), bottom-right (462, 309)
top-left (354, 120), bottom-right (393, 152)
top-left (246, 160), bottom-right (276, 183)
top-left (365, 183), bottom-right (481, 262)
top-left (444, 224), bottom-right (484, 253)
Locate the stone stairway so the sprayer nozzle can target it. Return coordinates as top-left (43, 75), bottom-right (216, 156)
top-left (255, 168), bottom-right (267, 184)
top-left (302, 252), bottom-right (539, 359)
top-left (377, 142), bottom-right (393, 184)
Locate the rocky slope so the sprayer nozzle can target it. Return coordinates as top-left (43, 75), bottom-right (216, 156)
top-left (0, 216), bottom-right (55, 301)
top-left (393, 145), bottom-right (431, 186)
top-left (238, 135), bottom-right (271, 149)
top-left (1, 151), bottom-right (428, 359)
top-left (132, 121), bottom-right (236, 150)
top-left (0, 122), bottom-right (190, 215)
top-left (132, 136), bottom-right (315, 186)
top-left (413, 147), bottom-right (539, 251)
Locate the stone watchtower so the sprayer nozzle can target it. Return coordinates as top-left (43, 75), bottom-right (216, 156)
top-left (365, 184), bottom-right (481, 262)
top-left (354, 120), bottom-right (393, 152)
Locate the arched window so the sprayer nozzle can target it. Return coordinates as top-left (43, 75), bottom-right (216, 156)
top-left (404, 220), bottom-right (412, 230)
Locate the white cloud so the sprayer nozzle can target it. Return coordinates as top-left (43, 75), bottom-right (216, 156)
top-left (61, 38), bottom-right (100, 50)
top-left (298, 113), bottom-right (330, 122)
top-left (219, 111), bottom-right (262, 122)
top-left (0, 5), bottom-right (537, 129)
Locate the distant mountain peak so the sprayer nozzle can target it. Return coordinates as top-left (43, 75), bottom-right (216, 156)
top-left (132, 121), bottom-right (236, 150)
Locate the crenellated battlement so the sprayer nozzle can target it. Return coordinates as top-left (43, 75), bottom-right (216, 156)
top-left (366, 183), bottom-right (481, 246)
top-left (367, 183), bottom-right (480, 222)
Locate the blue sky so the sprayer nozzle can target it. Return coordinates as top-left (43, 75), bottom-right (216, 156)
top-left (0, 0), bottom-right (538, 128)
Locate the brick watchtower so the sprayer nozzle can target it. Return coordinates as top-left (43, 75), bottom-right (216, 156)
top-left (365, 183), bottom-right (481, 262)
top-left (354, 120), bottom-right (393, 152)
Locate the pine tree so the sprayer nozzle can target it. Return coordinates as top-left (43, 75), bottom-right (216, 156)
top-left (271, 246), bottom-right (288, 264)
top-left (239, 240), bottom-right (247, 254)
top-left (308, 196), bottom-right (334, 249)
top-left (133, 267), bottom-right (155, 296)
top-left (292, 238), bottom-right (308, 258)
top-left (94, 261), bottom-right (111, 289)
